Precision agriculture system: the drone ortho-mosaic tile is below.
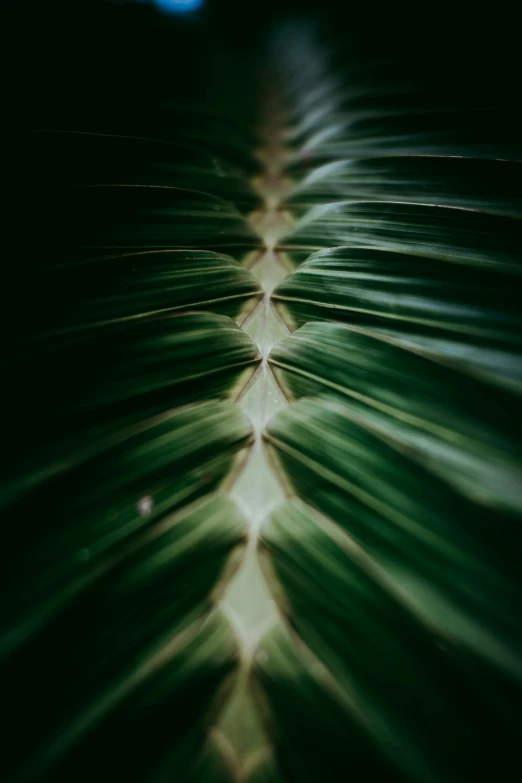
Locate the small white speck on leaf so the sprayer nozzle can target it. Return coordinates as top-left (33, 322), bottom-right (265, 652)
top-left (138, 495), bottom-right (154, 517)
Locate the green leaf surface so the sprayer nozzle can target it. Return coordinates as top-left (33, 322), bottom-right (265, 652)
top-left (2, 606), bottom-right (239, 782)
top-left (21, 312), bottom-right (260, 420)
top-left (28, 185), bottom-right (259, 266)
top-left (259, 500), bottom-right (522, 783)
top-left (251, 622), bottom-right (403, 783)
top-left (288, 156), bottom-right (522, 217)
top-left (281, 201), bottom-right (522, 274)
top-left (2, 400), bottom-right (253, 654)
top-left (8, 8), bottom-right (522, 782)
top-left (264, 400), bottom-right (522, 674)
top-left (288, 109), bottom-right (522, 167)
top-left (18, 250), bottom-right (262, 340)
top-left (272, 247), bottom-right (522, 387)
top-left (269, 321), bottom-right (522, 505)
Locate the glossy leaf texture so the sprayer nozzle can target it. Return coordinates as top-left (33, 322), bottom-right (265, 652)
top-left (288, 156), bottom-right (522, 218)
top-left (254, 20), bottom-right (522, 783)
top-left (277, 28), bottom-right (522, 168)
top-left (251, 621), bottom-right (405, 783)
top-left (269, 322), bottom-right (522, 507)
top-left (6, 3), bottom-right (522, 782)
top-left (18, 250), bottom-right (262, 340)
top-left (257, 500), bottom-right (521, 783)
top-left (29, 185), bottom-right (258, 259)
top-left (16, 312), bottom-right (260, 421)
top-left (5, 604), bottom-right (239, 783)
top-left (281, 201), bottom-right (522, 274)
top-left (1, 393), bottom-right (254, 779)
top-left (272, 248), bottom-right (522, 388)
top-left (4, 10), bottom-right (267, 780)
top-left (288, 107), bottom-right (522, 165)
top-left (264, 400), bottom-right (522, 666)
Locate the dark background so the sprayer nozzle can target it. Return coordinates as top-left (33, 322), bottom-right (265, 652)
top-left (5, 0), bottom-right (522, 132)
top-left (3, 0), bottom-right (521, 340)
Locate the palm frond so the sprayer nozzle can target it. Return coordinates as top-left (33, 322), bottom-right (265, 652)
top-left (4, 3), bottom-right (522, 782)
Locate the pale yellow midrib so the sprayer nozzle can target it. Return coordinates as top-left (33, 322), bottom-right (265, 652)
top-left (213, 112), bottom-right (294, 779)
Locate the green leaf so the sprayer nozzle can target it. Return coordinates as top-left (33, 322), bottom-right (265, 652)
top-left (258, 499), bottom-right (522, 783)
top-left (281, 201), bottom-right (522, 274)
top-left (2, 402), bottom-right (253, 653)
top-left (20, 251), bottom-right (262, 338)
top-left (289, 108), bottom-right (522, 165)
top-left (30, 185), bottom-right (259, 260)
top-left (288, 156), bottom-right (522, 218)
top-left (264, 399), bottom-right (522, 676)
top-left (28, 312), bottom-right (260, 417)
top-left (269, 321), bottom-right (522, 505)
top-left (3, 607), bottom-right (239, 782)
top-left (250, 622), bottom-right (402, 783)
top-left (8, 7), bottom-right (522, 781)
top-left (272, 247), bottom-right (522, 387)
